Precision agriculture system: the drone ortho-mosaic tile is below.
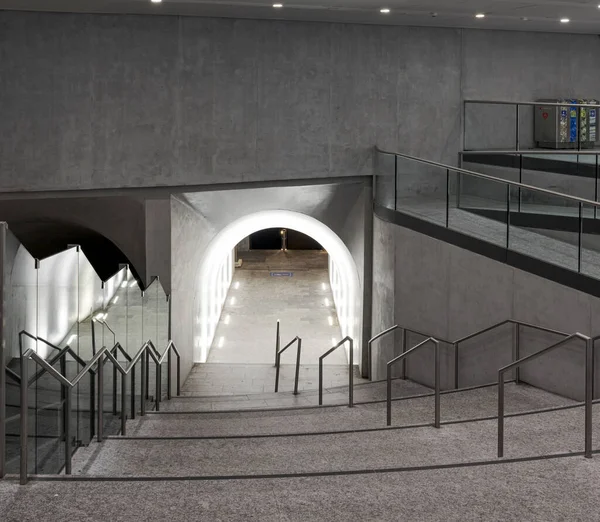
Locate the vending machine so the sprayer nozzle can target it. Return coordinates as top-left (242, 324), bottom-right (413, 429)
top-left (535, 98), bottom-right (599, 149)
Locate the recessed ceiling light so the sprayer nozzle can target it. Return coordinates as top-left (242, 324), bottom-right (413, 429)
top-left (380, 8), bottom-right (391, 14)
top-left (560, 18), bottom-right (570, 23)
top-left (273, 3), bottom-right (283, 7)
top-left (475, 13), bottom-right (485, 19)
top-left (151, 0), bottom-right (162, 3)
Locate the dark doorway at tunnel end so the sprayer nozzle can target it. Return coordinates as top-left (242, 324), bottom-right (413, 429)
top-left (249, 228), bottom-right (324, 250)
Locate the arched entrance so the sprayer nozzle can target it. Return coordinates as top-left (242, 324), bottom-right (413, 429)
top-left (194, 210), bottom-right (362, 366)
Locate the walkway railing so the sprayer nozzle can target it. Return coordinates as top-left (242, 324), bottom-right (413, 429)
top-left (374, 147), bottom-right (600, 281)
top-left (319, 337), bottom-right (354, 407)
top-left (497, 333), bottom-right (594, 459)
top-left (386, 337), bottom-right (440, 427)
top-left (274, 336), bottom-right (302, 394)
top-left (463, 99), bottom-right (600, 152)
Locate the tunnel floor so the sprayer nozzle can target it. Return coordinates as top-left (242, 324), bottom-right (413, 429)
top-left (207, 250), bottom-right (346, 366)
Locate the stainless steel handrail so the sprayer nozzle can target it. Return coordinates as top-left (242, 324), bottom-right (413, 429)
top-left (465, 99), bottom-right (600, 109)
top-left (460, 150), bottom-right (600, 156)
top-left (153, 340), bottom-right (182, 405)
top-left (396, 319), bottom-right (568, 389)
top-left (318, 336), bottom-right (354, 407)
top-left (497, 332), bottom-right (593, 459)
top-left (375, 147), bottom-right (600, 209)
top-left (274, 336), bottom-right (302, 394)
top-left (367, 325), bottom-right (399, 380)
top-left (20, 346), bottom-right (107, 484)
top-left (386, 337), bottom-right (440, 427)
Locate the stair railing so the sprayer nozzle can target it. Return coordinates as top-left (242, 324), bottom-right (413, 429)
top-left (274, 336), bottom-right (302, 394)
top-left (386, 337), bottom-right (440, 427)
top-left (367, 325), bottom-right (399, 380)
top-left (386, 319), bottom-right (568, 388)
top-left (497, 332), bottom-right (593, 459)
top-left (319, 336), bottom-right (354, 407)
top-left (19, 331), bottom-right (98, 439)
top-left (152, 340), bottom-right (182, 407)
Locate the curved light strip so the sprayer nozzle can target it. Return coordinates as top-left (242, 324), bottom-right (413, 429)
top-left (195, 210), bottom-right (361, 363)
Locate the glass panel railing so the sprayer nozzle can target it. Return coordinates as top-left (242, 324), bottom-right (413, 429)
top-left (374, 150), bottom-right (396, 211)
top-left (376, 148), bottom-right (600, 282)
top-left (3, 229), bottom-right (38, 475)
top-left (450, 171), bottom-right (508, 247)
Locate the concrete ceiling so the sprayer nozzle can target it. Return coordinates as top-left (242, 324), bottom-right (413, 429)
top-left (1, 0), bottom-right (600, 33)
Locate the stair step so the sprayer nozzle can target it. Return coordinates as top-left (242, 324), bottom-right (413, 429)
top-left (71, 402), bottom-right (597, 478)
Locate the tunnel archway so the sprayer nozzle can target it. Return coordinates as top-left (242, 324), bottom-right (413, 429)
top-left (194, 210), bottom-right (362, 365)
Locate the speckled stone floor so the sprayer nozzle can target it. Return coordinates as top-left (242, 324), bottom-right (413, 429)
top-left (3, 456), bottom-right (600, 521)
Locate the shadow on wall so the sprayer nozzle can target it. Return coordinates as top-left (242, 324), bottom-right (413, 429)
top-left (7, 220), bottom-right (142, 282)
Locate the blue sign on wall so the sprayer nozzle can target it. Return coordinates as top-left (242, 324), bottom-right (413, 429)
top-left (270, 272), bottom-right (293, 277)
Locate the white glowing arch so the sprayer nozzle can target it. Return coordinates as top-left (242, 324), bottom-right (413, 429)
top-left (195, 210), bottom-right (362, 364)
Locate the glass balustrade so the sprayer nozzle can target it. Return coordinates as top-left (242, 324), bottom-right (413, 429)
top-left (375, 148), bottom-right (600, 281)
top-left (1, 226), bottom-right (170, 476)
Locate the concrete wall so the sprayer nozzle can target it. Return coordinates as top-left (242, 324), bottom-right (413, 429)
top-left (170, 196), bottom-right (216, 382)
top-left (1, 12), bottom-right (600, 194)
top-left (372, 215), bottom-right (600, 401)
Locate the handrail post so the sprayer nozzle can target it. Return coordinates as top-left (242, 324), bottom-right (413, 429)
top-left (386, 363), bottom-right (392, 426)
top-left (498, 371), bottom-right (505, 458)
top-left (514, 322), bottom-right (521, 384)
top-left (145, 353), bottom-right (150, 400)
top-left (434, 341), bottom-right (440, 428)
top-left (274, 352), bottom-right (281, 393)
top-left (318, 358), bottom-right (323, 406)
top-left (401, 329), bottom-right (407, 379)
top-left (97, 352), bottom-right (104, 442)
top-left (60, 357), bottom-right (66, 443)
top-left (131, 365), bottom-right (136, 420)
top-left (349, 338), bottom-right (354, 408)
top-left (294, 339), bottom-right (302, 395)
top-left (65, 387), bottom-right (72, 475)
top-left (140, 351), bottom-right (146, 417)
top-left (585, 338), bottom-right (593, 458)
top-left (176, 353), bottom-right (181, 396)
top-left (156, 362), bottom-right (161, 412)
top-left (112, 361), bottom-right (117, 415)
top-left (90, 372), bottom-right (96, 440)
top-left (121, 372), bottom-right (127, 436)
top-left (454, 342), bottom-right (459, 389)
top-left (275, 320), bottom-right (280, 366)
top-left (167, 348), bottom-right (172, 400)
top-left (20, 356), bottom-right (28, 485)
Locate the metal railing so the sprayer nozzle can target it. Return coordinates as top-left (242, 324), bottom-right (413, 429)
top-left (18, 337), bottom-right (180, 485)
top-left (386, 337), bottom-right (440, 427)
top-left (464, 99), bottom-right (600, 152)
top-left (274, 336), bottom-right (302, 394)
top-left (497, 332), bottom-right (594, 459)
top-left (367, 325), bottom-right (398, 380)
top-left (376, 320), bottom-right (567, 388)
top-left (19, 331), bottom-right (98, 440)
top-left (319, 336), bottom-right (354, 407)
top-left (155, 340), bottom-right (182, 406)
